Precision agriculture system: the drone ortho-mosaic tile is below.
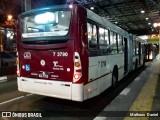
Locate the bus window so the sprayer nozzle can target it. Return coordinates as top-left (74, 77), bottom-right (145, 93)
top-left (21, 10), bottom-right (71, 43)
top-left (87, 23), bottom-right (92, 42)
top-left (110, 31), bottom-right (118, 54)
top-left (136, 41), bottom-right (139, 55)
top-left (99, 27), bottom-right (105, 44)
top-left (118, 34), bottom-right (123, 53)
top-left (133, 40), bottom-right (136, 56)
top-left (99, 28), bottom-right (110, 55)
top-left (92, 25), bottom-right (97, 44)
top-left (87, 23), bottom-right (98, 50)
top-left (104, 29), bottom-right (109, 45)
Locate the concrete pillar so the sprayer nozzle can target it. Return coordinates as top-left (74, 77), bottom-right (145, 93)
top-left (24, 0), bottom-right (31, 11)
top-left (0, 28), bottom-right (2, 52)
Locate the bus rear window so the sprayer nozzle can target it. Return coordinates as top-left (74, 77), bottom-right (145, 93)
top-left (21, 10), bottom-right (71, 39)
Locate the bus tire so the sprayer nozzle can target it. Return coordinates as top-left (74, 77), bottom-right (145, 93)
top-left (112, 67), bottom-right (118, 88)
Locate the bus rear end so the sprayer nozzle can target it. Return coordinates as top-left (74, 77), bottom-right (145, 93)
top-left (17, 4), bottom-right (87, 101)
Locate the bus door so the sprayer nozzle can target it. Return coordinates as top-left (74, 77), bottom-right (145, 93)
top-left (138, 42), bottom-right (142, 65)
top-left (124, 37), bottom-right (128, 74)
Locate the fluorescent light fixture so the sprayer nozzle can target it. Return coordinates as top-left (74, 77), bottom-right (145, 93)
top-left (7, 32), bottom-right (11, 38)
top-left (90, 7), bottom-right (94, 10)
top-left (141, 10), bottom-right (145, 13)
top-left (10, 35), bottom-right (14, 39)
top-left (69, 4), bottom-right (73, 9)
top-left (61, 14), bottom-right (64, 17)
top-left (7, 15), bottom-right (13, 21)
top-left (146, 17), bottom-right (149, 20)
top-left (35, 12), bottom-right (55, 24)
top-left (153, 23), bottom-right (160, 27)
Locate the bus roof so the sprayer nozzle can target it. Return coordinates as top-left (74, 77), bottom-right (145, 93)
top-left (87, 9), bottom-right (129, 37)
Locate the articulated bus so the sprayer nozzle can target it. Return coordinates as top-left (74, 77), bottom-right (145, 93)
top-left (16, 2), bottom-right (146, 101)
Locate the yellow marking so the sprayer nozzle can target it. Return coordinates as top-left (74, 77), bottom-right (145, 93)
top-left (124, 60), bottom-right (159, 120)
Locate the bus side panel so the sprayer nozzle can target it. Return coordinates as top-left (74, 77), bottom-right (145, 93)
top-left (84, 54), bottom-right (124, 100)
top-left (75, 5), bottom-right (88, 84)
top-left (71, 5), bottom-right (88, 101)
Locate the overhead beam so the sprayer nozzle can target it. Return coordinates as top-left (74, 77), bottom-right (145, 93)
top-left (24, 0), bottom-right (31, 11)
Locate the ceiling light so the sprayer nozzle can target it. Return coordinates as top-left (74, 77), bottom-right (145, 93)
top-left (61, 14), bottom-right (64, 17)
top-left (69, 4), bottom-right (73, 9)
top-left (141, 10), bottom-right (145, 13)
top-left (115, 21), bottom-right (118, 24)
top-left (7, 15), bottom-right (13, 21)
top-left (153, 23), bottom-right (160, 27)
top-left (90, 7), bottom-right (94, 10)
top-left (145, 17), bottom-right (149, 20)
top-left (148, 23), bottom-right (151, 25)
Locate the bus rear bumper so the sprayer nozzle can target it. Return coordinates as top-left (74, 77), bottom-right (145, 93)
top-left (17, 77), bottom-right (84, 102)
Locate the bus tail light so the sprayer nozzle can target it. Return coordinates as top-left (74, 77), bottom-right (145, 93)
top-left (73, 52), bottom-right (82, 83)
top-left (74, 74), bottom-right (81, 80)
top-left (16, 58), bottom-right (19, 65)
top-left (75, 62), bottom-right (80, 67)
top-left (17, 70), bottom-right (20, 75)
top-left (16, 52), bottom-right (20, 77)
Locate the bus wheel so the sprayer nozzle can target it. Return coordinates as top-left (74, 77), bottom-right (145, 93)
top-left (112, 68), bottom-right (118, 88)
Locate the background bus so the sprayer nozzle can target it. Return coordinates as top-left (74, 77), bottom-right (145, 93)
top-left (17, 2), bottom-right (146, 101)
top-left (144, 44), bottom-right (158, 61)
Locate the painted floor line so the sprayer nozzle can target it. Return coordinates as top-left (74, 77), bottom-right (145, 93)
top-left (26, 93), bottom-right (33, 96)
top-left (120, 88), bottom-right (131, 96)
top-left (0, 76), bottom-right (7, 82)
top-left (0, 79), bottom-right (7, 83)
top-left (0, 96), bottom-right (24, 105)
top-left (135, 77), bottom-right (140, 81)
top-left (123, 60), bottom-right (159, 120)
top-left (93, 116), bottom-right (107, 120)
top-left (0, 94), bottom-right (34, 106)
